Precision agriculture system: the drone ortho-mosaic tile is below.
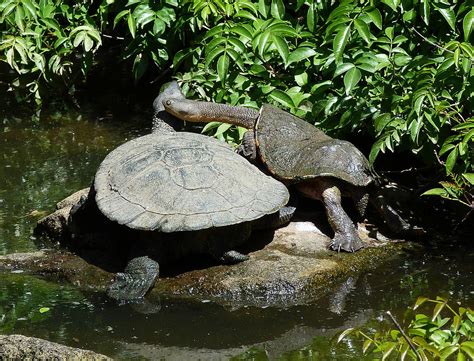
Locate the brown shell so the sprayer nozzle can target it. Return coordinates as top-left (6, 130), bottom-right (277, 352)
top-left (255, 104), bottom-right (372, 187)
top-left (94, 132), bottom-right (289, 232)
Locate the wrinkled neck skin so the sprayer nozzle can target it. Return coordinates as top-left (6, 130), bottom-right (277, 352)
top-left (163, 99), bottom-right (259, 129)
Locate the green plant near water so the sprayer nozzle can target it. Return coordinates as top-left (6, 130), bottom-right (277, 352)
top-left (0, 0), bottom-right (473, 206)
top-left (337, 296), bottom-right (474, 360)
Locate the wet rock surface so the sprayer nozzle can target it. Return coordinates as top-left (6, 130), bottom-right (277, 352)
top-left (0, 334), bottom-right (112, 360)
top-left (150, 221), bottom-right (403, 307)
top-left (0, 192), bottom-right (410, 308)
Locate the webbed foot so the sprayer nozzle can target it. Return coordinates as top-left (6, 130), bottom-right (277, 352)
top-left (107, 256), bottom-right (159, 301)
top-left (219, 250), bottom-right (250, 264)
top-left (329, 232), bottom-right (364, 253)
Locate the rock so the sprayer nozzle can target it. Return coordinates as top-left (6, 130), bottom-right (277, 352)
top-left (35, 188), bottom-right (89, 240)
top-left (0, 250), bottom-right (113, 291)
top-left (150, 221), bottom-right (403, 307)
top-left (20, 191), bottom-right (411, 308)
top-left (0, 334), bottom-right (112, 360)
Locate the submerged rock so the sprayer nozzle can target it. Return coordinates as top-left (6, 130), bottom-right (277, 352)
top-left (0, 334), bottom-right (111, 360)
top-left (17, 191), bottom-right (410, 308)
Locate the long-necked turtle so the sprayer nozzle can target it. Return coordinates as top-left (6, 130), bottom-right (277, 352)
top-left (163, 97), bottom-right (418, 253)
top-left (70, 82), bottom-right (292, 301)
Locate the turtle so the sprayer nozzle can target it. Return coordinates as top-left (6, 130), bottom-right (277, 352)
top-left (163, 97), bottom-right (420, 253)
top-left (70, 82), bottom-right (293, 301)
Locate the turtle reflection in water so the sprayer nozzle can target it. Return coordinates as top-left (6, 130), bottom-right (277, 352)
top-left (70, 82), bottom-right (293, 301)
top-left (164, 97), bottom-right (422, 253)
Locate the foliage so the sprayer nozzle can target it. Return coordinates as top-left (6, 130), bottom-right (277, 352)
top-left (0, 0), bottom-right (473, 205)
top-left (337, 296), bottom-right (474, 361)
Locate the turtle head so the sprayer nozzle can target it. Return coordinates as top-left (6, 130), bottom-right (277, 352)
top-left (162, 98), bottom-right (200, 122)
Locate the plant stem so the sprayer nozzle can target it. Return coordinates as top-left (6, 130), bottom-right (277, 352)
top-left (385, 311), bottom-right (421, 361)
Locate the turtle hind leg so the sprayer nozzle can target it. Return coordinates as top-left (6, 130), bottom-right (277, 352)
top-left (107, 256), bottom-right (159, 301)
top-left (321, 185), bottom-right (364, 253)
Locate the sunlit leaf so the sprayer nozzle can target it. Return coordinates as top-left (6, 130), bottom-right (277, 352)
top-left (437, 7), bottom-right (456, 31)
top-left (333, 25), bottom-right (350, 62)
top-left (343, 67), bottom-right (361, 95)
top-left (464, 9), bottom-right (474, 41)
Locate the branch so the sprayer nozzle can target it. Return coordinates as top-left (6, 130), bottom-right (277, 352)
top-left (410, 27), bottom-right (454, 54)
top-left (385, 311), bottom-right (421, 361)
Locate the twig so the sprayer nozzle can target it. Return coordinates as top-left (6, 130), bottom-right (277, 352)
top-left (433, 149), bottom-right (445, 166)
top-left (102, 34), bottom-right (125, 40)
top-left (386, 311), bottom-right (421, 361)
top-left (380, 166), bottom-right (430, 174)
top-left (410, 27), bottom-right (454, 54)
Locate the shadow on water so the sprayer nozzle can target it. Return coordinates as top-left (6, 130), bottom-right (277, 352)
top-left (0, 104), bottom-right (473, 360)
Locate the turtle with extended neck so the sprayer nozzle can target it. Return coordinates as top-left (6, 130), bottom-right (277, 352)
top-left (69, 82), bottom-right (294, 301)
top-left (163, 97), bottom-right (421, 253)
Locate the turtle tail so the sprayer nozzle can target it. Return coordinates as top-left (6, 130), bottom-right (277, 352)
top-left (163, 98), bottom-right (258, 129)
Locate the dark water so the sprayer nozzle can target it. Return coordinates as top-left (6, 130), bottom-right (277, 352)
top-left (0, 108), bottom-right (473, 360)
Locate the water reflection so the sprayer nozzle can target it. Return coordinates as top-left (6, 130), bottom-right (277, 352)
top-left (0, 110), bottom-right (148, 254)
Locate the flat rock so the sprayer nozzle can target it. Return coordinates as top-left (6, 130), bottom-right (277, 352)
top-left (0, 334), bottom-right (112, 360)
top-left (150, 221), bottom-right (403, 307)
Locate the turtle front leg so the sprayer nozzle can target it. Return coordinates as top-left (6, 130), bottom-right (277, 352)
top-left (107, 256), bottom-right (159, 301)
top-left (370, 191), bottom-right (425, 236)
top-left (321, 185), bottom-right (364, 252)
top-left (237, 130), bottom-right (257, 163)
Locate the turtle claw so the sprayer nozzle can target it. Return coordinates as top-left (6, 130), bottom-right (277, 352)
top-left (329, 233), bottom-right (364, 253)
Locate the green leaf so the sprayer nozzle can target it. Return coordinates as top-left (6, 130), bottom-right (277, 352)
top-left (432, 300), bottom-right (447, 321)
top-left (22, 0), bottom-right (37, 18)
top-left (42, 18), bottom-right (61, 33)
top-left (73, 32), bottom-right (86, 48)
top-left (258, 0), bottom-right (269, 18)
top-left (367, 8), bottom-right (382, 29)
top-left (462, 173), bottom-right (474, 185)
top-left (217, 53), bottom-right (229, 83)
top-left (257, 30), bottom-right (271, 58)
top-left (294, 71), bottom-right (308, 86)
top-left (128, 12), bottom-right (136, 38)
top-left (230, 25), bottom-right (252, 41)
top-left (270, 0), bottom-right (284, 19)
top-left (334, 62), bottom-right (355, 77)
top-left (204, 25), bottom-right (225, 40)
top-left (409, 118), bottom-right (422, 143)
top-left (421, 0), bottom-right (430, 25)
top-left (205, 46), bottom-right (225, 68)
top-left (333, 25), bottom-right (351, 62)
top-left (437, 7), bottom-right (456, 31)
top-left (272, 35), bottom-right (289, 64)
top-left (287, 47), bottom-right (316, 66)
top-left (369, 138), bottom-right (385, 164)
top-left (464, 9), bottom-right (474, 41)
top-left (307, 3), bottom-right (315, 32)
top-left (343, 67), bottom-right (361, 95)
top-left (381, 0), bottom-right (398, 11)
top-left (336, 328), bottom-right (355, 343)
top-left (83, 35), bottom-right (94, 52)
top-left (39, 307), bottom-right (50, 313)
top-left (269, 89), bottom-right (294, 109)
top-left (446, 147), bottom-right (458, 174)
top-left (461, 341), bottom-right (474, 359)
top-left (354, 18), bottom-right (371, 43)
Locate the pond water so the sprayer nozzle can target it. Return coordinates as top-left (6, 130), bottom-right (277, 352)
top-left (0, 105), bottom-right (473, 360)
